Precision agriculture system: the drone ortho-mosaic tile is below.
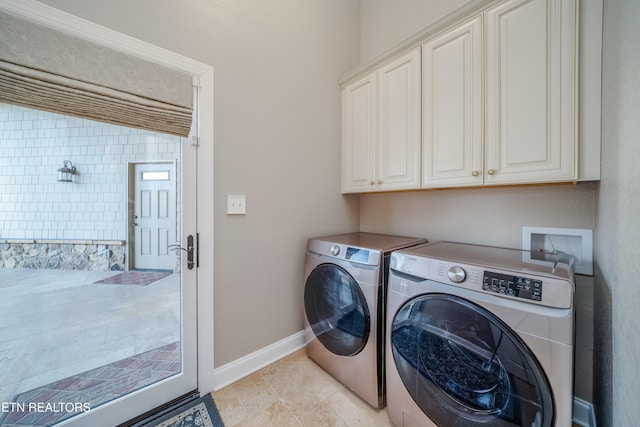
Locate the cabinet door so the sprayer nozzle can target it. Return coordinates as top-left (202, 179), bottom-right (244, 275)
top-left (422, 16), bottom-right (483, 188)
top-left (485, 0), bottom-right (577, 184)
top-left (342, 72), bottom-right (377, 193)
top-left (376, 48), bottom-right (422, 191)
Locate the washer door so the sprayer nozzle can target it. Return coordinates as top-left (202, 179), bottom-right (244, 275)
top-left (304, 263), bottom-right (370, 356)
top-left (391, 293), bottom-right (553, 426)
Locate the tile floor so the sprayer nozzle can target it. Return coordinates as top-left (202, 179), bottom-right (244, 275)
top-left (0, 268), bottom-right (180, 409)
top-left (212, 349), bottom-right (582, 427)
top-left (212, 349), bottom-right (393, 427)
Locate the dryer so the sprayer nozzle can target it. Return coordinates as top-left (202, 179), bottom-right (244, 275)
top-left (304, 232), bottom-right (427, 408)
top-left (386, 241), bottom-right (575, 426)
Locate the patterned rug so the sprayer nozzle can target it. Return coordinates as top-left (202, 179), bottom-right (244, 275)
top-left (93, 271), bottom-right (172, 286)
top-left (0, 342), bottom-right (181, 427)
top-left (143, 394), bottom-right (224, 427)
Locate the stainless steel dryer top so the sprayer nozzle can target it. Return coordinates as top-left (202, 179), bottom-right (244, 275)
top-left (307, 232), bottom-right (428, 264)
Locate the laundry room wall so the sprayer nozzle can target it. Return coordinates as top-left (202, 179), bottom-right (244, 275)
top-left (594, 0), bottom-right (640, 425)
top-left (36, 0), bottom-right (361, 367)
top-left (357, 0), bottom-right (601, 410)
top-left (359, 0), bottom-right (471, 63)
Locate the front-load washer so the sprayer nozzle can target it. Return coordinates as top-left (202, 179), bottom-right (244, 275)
top-left (304, 232), bottom-right (427, 408)
top-left (386, 241), bottom-right (575, 427)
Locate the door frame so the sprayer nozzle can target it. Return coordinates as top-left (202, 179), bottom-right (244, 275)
top-left (127, 160), bottom-right (179, 272)
top-left (0, 0), bottom-right (216, 402)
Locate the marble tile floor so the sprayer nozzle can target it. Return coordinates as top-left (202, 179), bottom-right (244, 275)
top-left (212, 349), bottom-right (393, 427)
top-left (0, 268), bottom-right (181, 410)
top-left (212, 349), bottom-right (582, 427)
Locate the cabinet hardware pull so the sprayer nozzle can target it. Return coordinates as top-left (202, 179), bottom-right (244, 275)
top-left (487, 169), bottom-right (496, 175)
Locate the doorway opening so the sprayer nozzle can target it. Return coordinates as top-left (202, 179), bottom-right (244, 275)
top-left (0, 102), bottom-right (192, 426)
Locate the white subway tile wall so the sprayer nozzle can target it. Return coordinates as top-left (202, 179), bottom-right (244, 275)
top-left (0, 103), bottom-right (182, 241)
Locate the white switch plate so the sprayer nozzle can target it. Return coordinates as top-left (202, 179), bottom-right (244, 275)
top-left (227, 195), bottom-right (246, 215)
top-left (522, 226), bottom-right (593, 275)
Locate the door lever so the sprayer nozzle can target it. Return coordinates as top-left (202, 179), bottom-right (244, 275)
top-left (168, 235), bottom-right (195, 270)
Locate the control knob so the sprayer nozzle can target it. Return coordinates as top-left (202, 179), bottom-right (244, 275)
top-left (448, 266), bottom-right (467, 283)
top-left (330, 245), bottom-right (340, 256)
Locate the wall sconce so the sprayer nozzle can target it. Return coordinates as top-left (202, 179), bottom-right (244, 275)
top-left (57, 160), bottom-right (78, 183)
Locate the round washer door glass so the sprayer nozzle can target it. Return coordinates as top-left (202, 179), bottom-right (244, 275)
top-left (304, 263), bottom-right (370, 356)
top-left (391, 294), bottom-right (553, 426)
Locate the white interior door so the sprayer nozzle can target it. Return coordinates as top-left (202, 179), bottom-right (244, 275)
top-left (132, 162), bottom-right (177, 271)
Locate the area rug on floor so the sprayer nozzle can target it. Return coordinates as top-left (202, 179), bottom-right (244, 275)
top-left (93, 271), bottom-right (172, 286)
top-left (143, 394), bottom-right (224, 427)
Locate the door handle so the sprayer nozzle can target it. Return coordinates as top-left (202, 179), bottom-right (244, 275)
top-left (168, 235), bottom-right (195, 270)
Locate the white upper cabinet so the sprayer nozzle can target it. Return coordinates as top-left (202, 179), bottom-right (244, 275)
top-left (423, 0), bottom-right (577, 188)
top-left (484, 0), bottom-right (577, 184)
top-left (341, 0), bottom-right (584, 193)
top-left (422, 16), bottom-right (483, 188)
top-left (342, 48), bottom-right (421, 193)
top-left (342, 72), bottom-right (377, 193)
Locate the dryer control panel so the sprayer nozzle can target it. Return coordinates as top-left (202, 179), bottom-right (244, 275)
top-left (483, 271), bottom-right (542, 302)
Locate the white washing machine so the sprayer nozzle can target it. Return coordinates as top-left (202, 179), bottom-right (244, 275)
top-left (304, 232), bottom-right (427, 408)
top-left (386, 241), bottom-right (575, 426)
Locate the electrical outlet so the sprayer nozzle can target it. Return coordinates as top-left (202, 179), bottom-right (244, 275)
top-left (522, 227), bottom-right (593, 275)
top-left (227, 195), bottom-right (246, 215)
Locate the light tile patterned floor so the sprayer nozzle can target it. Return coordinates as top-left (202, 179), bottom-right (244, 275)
top-left (212, 349), bottom-right (393, 427)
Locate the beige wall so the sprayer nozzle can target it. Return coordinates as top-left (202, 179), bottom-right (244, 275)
top-left (359, 0), bottom-right (470, 63)
top-left (595, 0), bottom-right (640, 425)
top-left (37, 0), bottom-right (361, 366)
top-left (360, 184), bottom-right (596, 249)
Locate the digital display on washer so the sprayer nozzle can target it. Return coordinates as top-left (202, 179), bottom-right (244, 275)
top-left (482, 271), bottom-right (542, 301)
top-left (346, 247), bottom-right (370, 263)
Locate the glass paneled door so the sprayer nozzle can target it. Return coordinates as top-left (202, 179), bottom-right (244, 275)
top-left (0, 103), bottom-right (198, 427)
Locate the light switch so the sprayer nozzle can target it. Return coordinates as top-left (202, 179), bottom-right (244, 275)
top-left (227, 195), bottom-right (246, 215)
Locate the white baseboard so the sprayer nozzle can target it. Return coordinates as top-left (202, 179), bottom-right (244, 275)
top-left (573, 396), bottom-right (597, 427)
top-left (213, 331), bottom-right (306, 391)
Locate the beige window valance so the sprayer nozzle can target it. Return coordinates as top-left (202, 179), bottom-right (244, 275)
top-left (0, 11), bottom-right (193, 137)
